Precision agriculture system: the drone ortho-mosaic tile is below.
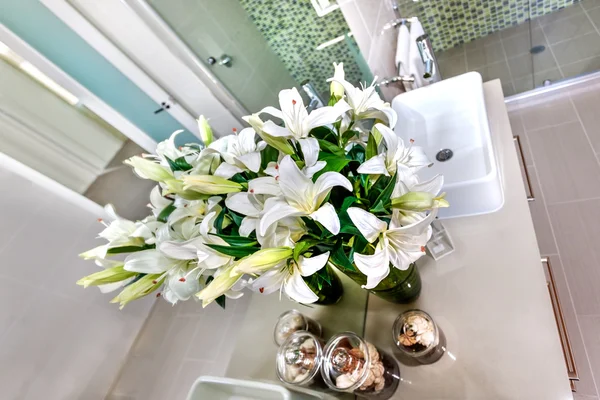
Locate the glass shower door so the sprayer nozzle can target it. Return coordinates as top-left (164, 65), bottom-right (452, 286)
top-left (531, 0), bottom-right (600, 87)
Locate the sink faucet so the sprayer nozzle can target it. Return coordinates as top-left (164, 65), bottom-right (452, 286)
top-left (416, 34), bottom-right (442, 83)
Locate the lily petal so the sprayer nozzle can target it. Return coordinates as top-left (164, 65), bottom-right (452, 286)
top-left (298, 252), bottom-right (330, 276)
top-left (353, 246), bottom-right (390, 289)
top-left (284, 270), bottom-right (319, 303)
top-left (263, 120), bottom-right (293, 138)
top-left (225, 193), bottom-right (261, 217)
top-left (239, 216), bottom-right (258, 237)
top-left (310, 202), bottom-right (341, 235)
top-left (250, 267), bottom-right (286, 295)
top-left (313, 171), bottom-right (352, 207)
top-left (237, 152), bottom-right (261, 173)
top-left (258, 106), bottom-right (284, 120)
top-left (357, 154), bottom-right (389, 176)
top-left (305, 100), bottom-right (351, 132)
top-left (213, 162), bottom-right (244, 179)
top-left (124, 249), bottom-right (172, 274)
top-left (347, 207), bottom-right (387, 243)
top-left (259, 197), bottom-right (305, 236)
top-left (278, 156), bottom-right (313, 210)
top-left (298, 137), bottom-right (320, 169)
top-left (248, 176), bottom-right (282, 196)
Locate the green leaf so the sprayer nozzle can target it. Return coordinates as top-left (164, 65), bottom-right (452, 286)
top-left (310, 126), bottom-right (336, 143)
top-left (317, 139), bottom-right (345, 157)
top-left (313, 153), bottom-right (350, 180)
top-left (340, 196), bottom-right (361, 212)
top-left (366, 133), bottom-right (378, 160)
top-left (216, 295), bottom-right (226, 309)
top-left (293, 239), bottom-right (319, 261)
top-left (214, 207), bottom-right (227, 234)
top-left (157, 203), bottom-right (176, 223)
top-left (107, 244), bottom-right (154, 255)
top-left (165, 156), bottom-right (193, 172)
top-left (260, 144), bottom-right (279, 170)
top-left (330, 241), bottom-right (357, 273)
top-left (370, 173), bottom-right (396, 213)
top-left (228, 210), bottom-right (244, 227)
top-left (338, 211), bottom-right (361, 235)
top-left (229, 173), bottom-right (247, 184)
top-left (341, 130), bottom-right (359, 146)
top-left (370, 200), bottom-right (387, 214)
top-left (346, 144), bottom-right (365, 164)
top-left (210, 233), bottom-right (258, 247)
top-left (205, 244), bottom-right (260, 259)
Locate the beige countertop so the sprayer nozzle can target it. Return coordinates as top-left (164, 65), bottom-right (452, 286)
top-left (364, 80), bottom-right (573, 400)
top-left (226, 80), bottom-right (572, 400)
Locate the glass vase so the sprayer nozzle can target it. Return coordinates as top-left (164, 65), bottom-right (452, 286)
top-left (303, 263), bottom-right (344, 305)
top-left (333, 262), bottom-right (421, 304)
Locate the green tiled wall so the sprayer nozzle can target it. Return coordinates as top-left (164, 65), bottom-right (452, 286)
top-left (397, 0), bottom-right (581, 51)
top-left (238, 0), bottom-right (370, 95)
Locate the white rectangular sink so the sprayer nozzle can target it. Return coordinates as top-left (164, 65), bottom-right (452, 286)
top-left (391, 72), bottom-right (504, 219)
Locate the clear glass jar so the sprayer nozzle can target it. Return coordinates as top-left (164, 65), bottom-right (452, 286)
top-left (392, 309), bottom-right (445, 364)
top-left (273, 309), bottom-right (322, 346)
top-left (276, 331), bottom-right (327, 389)
top-left (321, 332), bottom-right (400, 399)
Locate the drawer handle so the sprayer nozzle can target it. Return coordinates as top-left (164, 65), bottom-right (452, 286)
top-left (542, 257), bottom-right (579, 391)
top-left (513, 136), bottom-right (535, 202)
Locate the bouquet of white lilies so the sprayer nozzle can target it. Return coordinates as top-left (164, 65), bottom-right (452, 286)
top-left (78, 64), bottom-right (448, 309)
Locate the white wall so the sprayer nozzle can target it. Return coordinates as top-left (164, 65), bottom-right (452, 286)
top-left (0, 58), bottom-right (126, 193)
top-left (338, 0), bottom-right (404, 100)
top-left (0, 153), bottom-right (153, 400)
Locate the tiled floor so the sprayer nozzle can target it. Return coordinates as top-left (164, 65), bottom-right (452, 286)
top-left (507, 76), bottom-right (600, 399)
top-left (438, 0), bottom-right (600, 96)
top-left (107, 293), bottom-right (252, 400)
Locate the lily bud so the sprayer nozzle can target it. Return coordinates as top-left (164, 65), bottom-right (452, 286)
top-left (242, 114), bottom-right (294, 155)
top-left (77, 265), bottom-right (135, 288)
top-left (124, 156), bottom-right (173, 182)
top-left (330, 62), bottom-right (345, 100)
top-left (196, 266), bottom-right (243, 307)
top-left (110, 274), bottom-right (164, 309)
top-left (235, 247), bottom-right (293, 274)
top-left (197, 115), bottom-right (214, 145)
top-left (182, 175), bottom-right (243, 195)
top-left (391, 191), bottom-right (449, 212)
top-left (79, 245), bottom-right (108, 260)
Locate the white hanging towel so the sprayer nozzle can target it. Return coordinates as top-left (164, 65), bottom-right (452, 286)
top-left (408, 17), bottom-right (427, 87)
top-left (395, 23), bottom-right (411, 76)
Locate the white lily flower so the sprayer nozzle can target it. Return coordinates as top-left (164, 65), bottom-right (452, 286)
top-left (347, 207), bottom-right (437, 289)
top-left (226, 191), bottom-right (305, 247)
top-left (209, 127), bottom-right (267, 178)
top-left (148, 185), bottom-right (173, 218)
top-left (391, 164), bottom-right (445, 225)
top-left (97, 205), bottom-right (145, 249)
top-left (298, 137), bottom-right (326, 178)
top-left (259, 87), bottom-right (350, 140)
top-left (154, 130), bottom-right (196, 167)
top-left (327, 76), bottom-right (397, 128)
top-left (259, 156), bottom-right (352, 235)
top-left (243, 113), bottom-right (295, 155)
top-left (196, 263), bottom-right (244, 307)
top-left (357, 123), bottom-right (431, 176)
top-left (249, 252), bottom-right (330, 304)
top-left (162, 270), bottom-right (202, 305)
top-left (123, 249), bottom-right (181, 274)
top-left (124, 155), bottom-right (174, 182)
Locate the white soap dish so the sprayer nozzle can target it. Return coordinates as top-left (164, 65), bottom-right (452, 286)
top-left (427, 220), bottom-right (455, 260)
